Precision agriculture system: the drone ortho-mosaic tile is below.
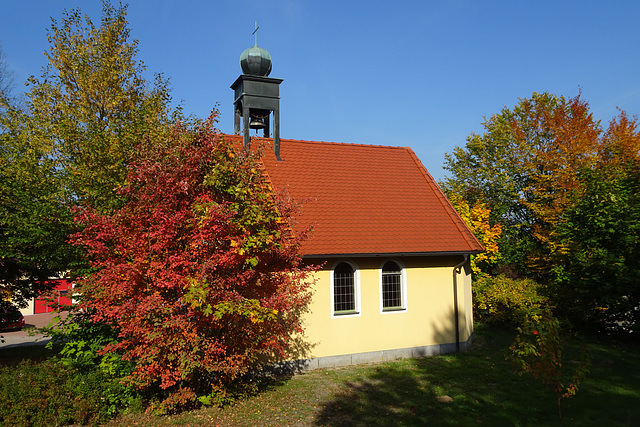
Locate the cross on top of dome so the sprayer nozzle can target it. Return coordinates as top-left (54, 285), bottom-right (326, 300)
top-left (240, 21), bottom-right (272, 77)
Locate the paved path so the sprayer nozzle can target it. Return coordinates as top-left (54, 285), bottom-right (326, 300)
top-left (0, 312), bottom-right (68, 349)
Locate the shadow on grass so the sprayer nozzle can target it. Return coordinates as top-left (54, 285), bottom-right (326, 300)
top-left (561, 335), bottom-right (640, 426)
top-left (0, 343), bottom-right (62, 366)
top-left (313, 327), bottom-right (640, 426)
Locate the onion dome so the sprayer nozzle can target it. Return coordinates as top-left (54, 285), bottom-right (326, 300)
top-left (240, 45), bottom-right (272, 77)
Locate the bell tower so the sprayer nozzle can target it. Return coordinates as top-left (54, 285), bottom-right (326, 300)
top-left (231, 23), bottom-right (283, 160)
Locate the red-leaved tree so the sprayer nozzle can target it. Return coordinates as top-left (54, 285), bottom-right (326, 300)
top-left (72, 114), bottom-right (315, 410)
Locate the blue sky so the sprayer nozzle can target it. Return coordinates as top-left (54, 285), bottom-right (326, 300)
top-left (2, 1), bottom-right (639, 181)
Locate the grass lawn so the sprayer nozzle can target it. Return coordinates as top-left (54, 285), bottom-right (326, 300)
top-left (102, 326), bottom-right (640, 427)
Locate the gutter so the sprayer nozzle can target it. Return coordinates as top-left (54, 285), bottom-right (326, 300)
top-left (453, 254), bottom-right (469, 352)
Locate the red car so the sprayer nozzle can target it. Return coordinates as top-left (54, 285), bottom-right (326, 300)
top-left (0, 308), bottom-right (25, 331)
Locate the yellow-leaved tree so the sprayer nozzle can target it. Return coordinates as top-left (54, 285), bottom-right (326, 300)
top-left (1, 2), bottom-right (175, 308)
top-left (447, 191), bottom-right (502, 276)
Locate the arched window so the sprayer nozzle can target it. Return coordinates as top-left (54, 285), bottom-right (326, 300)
top-left (381, 260), bottom-right (403, 310)
top-left (333, 262), bottom-right (357, 314)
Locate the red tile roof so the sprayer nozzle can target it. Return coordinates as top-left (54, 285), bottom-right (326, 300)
top-left (226, 135), bottom-right (483, 257)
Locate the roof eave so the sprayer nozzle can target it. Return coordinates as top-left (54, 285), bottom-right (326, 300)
top-left (301, 250), bottom-right (484, 259)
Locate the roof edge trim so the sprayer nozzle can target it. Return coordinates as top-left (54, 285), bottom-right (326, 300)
top-left (302, 250), bottom-right (484, 259)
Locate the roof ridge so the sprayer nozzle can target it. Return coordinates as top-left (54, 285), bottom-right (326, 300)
top-left (222, 133), bottom-right (409, 151)
top-left (405, 148), bottom-right (484, 253)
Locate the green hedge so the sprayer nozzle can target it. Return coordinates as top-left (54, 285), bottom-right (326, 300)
top-left (0, 356), bottom-right (141, 426)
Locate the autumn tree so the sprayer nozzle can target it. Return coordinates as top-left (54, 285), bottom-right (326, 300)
top-left (32, 2), bottom-right (173, 210)
top-left (444, 91), bottom-right (640, 333)
top-left (72, 115), bottom-right (315, 411)
top-left (0, 2), bottom-right (173, 307)
top-left (442, 92), bottom-right (601, 276)
top-left (518, 95), bottom-right (601, 274)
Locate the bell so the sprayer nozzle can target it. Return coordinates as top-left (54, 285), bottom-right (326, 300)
top-left (249, 117), bottom-right (266, 130)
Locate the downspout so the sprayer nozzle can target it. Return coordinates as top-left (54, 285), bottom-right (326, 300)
top-left (452, 254), bottom-right (469, 353)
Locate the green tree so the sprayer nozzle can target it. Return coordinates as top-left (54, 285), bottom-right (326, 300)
top-left (549, 112), bottom-right (640, 331)
top-left (1, 43), bottom-right (72, 306)
top-left (0, 2), bottom-right (174, 307)
top-left (0, 110), bottom-right (75, 306)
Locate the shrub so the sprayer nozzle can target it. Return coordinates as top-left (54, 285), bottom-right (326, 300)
top-left (42, 310), bottom-right (145, 416)
top-left (0, 358), bottom-right (104, 426)
top-left (474, 275), bottom-right (546, 326)
top-left (0, 348), bottom-right (147, 426)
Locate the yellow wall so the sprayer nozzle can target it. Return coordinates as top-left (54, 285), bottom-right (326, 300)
top-left (301, 256), bottom-right (473, 359)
